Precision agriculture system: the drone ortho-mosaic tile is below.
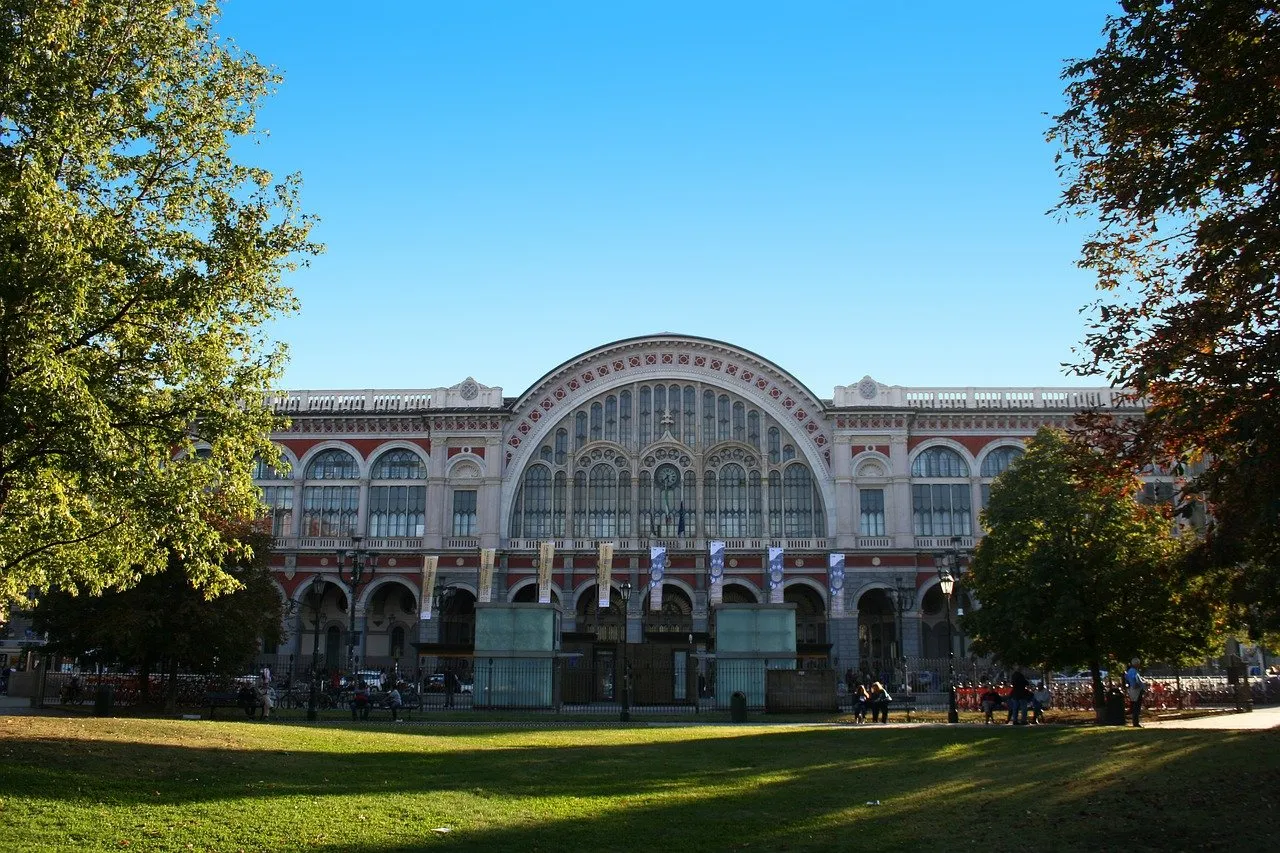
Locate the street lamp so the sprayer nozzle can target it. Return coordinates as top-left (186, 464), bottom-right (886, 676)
top-left (619, 580), bottom-right (632, 723)
top-left (306, 574), bottom-right (324, 721)
top-left (934, 538), bottom-right (968, 724)
top-left (335, 535), bottom-right (377, 681)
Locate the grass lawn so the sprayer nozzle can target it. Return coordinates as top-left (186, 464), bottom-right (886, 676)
top-left (1, 716), bottom-right (1277, 852)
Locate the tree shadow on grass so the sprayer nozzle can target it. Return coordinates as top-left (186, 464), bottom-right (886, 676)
top-left (1, 723), bottom-right (1277, 852)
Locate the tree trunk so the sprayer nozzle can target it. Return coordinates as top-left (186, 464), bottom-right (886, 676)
top-left (1089, 661), bottom-right (1105, 723)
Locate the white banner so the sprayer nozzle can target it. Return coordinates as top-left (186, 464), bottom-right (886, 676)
top-left (597, 542), bottom-right (615, 608)
top-left (768, 546), bottom-right (785, 604)
top-left (828, 553), bottom-right (846, 616)
top-left (420, 555), bottom-right (439, 619)
top-left (478, 548), bottom-right (495, 604)
top-left (537, 541), bottom-right (555, 605)
top-left (649, 546), bottom-right (667, 611)
top-left (708, 541), bottom-right (726, 606)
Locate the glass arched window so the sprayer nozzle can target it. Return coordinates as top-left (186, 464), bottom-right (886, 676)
top-left (572, 470), bottom-right (587, 536)
top-left (732, 401), bottom-right (745, 442)
top-left (768, 428), bottom-right (781, 464)
top-left (618, 470), bottom-right (632, 537)
top-left (717, 395), bottom-right (731, 442)
top-left (604, 396), bottom-right (618, 443)
top-left (553, 471), bottom-right (567, 536)
top-left (912, 446), bottom-right (970, 478)
top-left (590, 402), bottom-right (603, 442)
top-left (639, 387), bottom-right (652, 447)
top-left (703, 390), bottom-right (716, 447)
top-left (302, 449), bottom-right (359, 537)
top-left (587, 463), bottom-right (617, 537)
top-left (768, 470), bottom-right (782, 536)
top-left (783, 464), bottom-right (818, 537)
top-left (306, 448), bottom-right (358, 480)
top-left (980, 445), bottom-right (1024, 509)
top-left (748, 470), bottom-right (763, 536)
top-left (575, 412), bottom-right (588, 451)
top-left (911, 446), bottom-right (972, 536)
top-left (254, 452), bottom-right (293, 538)
top-left (512, 464), bottom-right (552, 538)
top-left (683, 386), bottom-right (697, 446)
top-left (555, 429), bottom-right (568, 465)
top-left (619, 391), bottom-right (633, 447)
top-left (368, 449), bottom-right (426, 538)
top-left (747, 411), bottom-right (760, 450)
top-left (717, 463), bottom-right (747, 537)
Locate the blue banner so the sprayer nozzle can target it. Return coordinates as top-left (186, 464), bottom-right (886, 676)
top-left (768, 546), bottom-right (785, 603)
top-left (828, 553), bottom-right (846, 615)
top-left (709, 541), bottom-right (726, 605)
top-left (649, 546), bottom-right (667, 611)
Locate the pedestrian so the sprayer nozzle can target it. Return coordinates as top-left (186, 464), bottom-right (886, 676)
top-left (388, 684), bottom-right (404, 721)
top-left (1125, 658), bottom-right (1147, 728)
top-left (1032, 681), bottom-right (1050, 725)
top-left (1008, 668), bottom-right (1032, 725)
top-left (980, 683), bottom-right (1002, 725)
top-left (444, 670), bottom-right (460, 708)
top-left (351, 681), bottom-right (371, 721)
top-left (867, 681), bottom-right (892, 723)
top-left (852, 684), bottom-right (870, 724)
top-left (257, 679), bottom-right (273, 720)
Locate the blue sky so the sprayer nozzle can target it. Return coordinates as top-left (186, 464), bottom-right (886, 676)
top-left (217, 1), bottom-right (1120, 398)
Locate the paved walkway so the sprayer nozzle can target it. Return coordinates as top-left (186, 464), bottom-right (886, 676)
top-left (1148, 704), bottom-right (1280, 730)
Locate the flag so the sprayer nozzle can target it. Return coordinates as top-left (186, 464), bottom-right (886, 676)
top-left (828, 553), bottom-right (846, 616)
top-left (678, 502), bottom-right (686, 536)
top-left (768, 546), bottom-right (785, 603)
top-left (420, 556), bottom-right (439, 620)
top-left (650, 546), bottom-right (666, 611)
top-left (597, 542), bottom-right (614, 608)
top-left (478, 548), bottom-right (495, 604)
top-left (537, 541), bottom-right (555, 604)
top-left (708, 540), bottom-right (726, 606)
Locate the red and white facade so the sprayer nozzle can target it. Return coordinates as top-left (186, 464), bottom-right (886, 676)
top-left (260, 334), bottom-right (1140, 674)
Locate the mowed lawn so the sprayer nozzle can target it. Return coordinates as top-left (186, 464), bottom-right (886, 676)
top-left (1, 716), bottom-right (1277, 852)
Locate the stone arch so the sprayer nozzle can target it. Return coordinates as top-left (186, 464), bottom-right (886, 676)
top-left (368, 441), bottom-right (430, 473)
top-left (908, 439), bottom-right (976, 476)
top-left (446, 455), bottom-right (485, 478)
top-left (501, 335), bottom-right (835, 536)
top-left (507, 577), bottom-right (564, 607)
top-left (720, 578), bottom-right (763, 602)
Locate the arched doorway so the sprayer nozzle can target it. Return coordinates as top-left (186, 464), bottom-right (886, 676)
top-left (857, 588), bottom-right (895, 681)
top-left (438, 589), bottom-right (476, 649)
top-left (562, 584), bottom-right (627, 703)
top-left (510, 583), bottom-right (562, 608)
top-left (636, 586), bottom-right (697, 704)
top-left (365, 582), bottom-right (419, 671)
top-left (785, 584), bottom-right (829, 668)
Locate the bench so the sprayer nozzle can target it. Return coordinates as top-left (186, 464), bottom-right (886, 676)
top-left (205, 690), bottom-right (255, 719)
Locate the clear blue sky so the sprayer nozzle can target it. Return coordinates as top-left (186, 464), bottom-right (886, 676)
top-left (217, 1), bottom-right (1120, 398)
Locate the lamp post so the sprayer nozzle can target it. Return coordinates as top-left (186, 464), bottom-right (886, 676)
top-left (934, 538), bottom-right (968, 724)
top-left (336, 535), bottom-right (377, 681)
top-left (306, 574), bottom-right (324, 721)
top-left (619, 580), bottom-right (632, 723)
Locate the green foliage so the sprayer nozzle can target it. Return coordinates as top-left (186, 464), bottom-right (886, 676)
top-left (1051, 1), bottom-right (1280, 630)
top-left (32, 518), bottom-right (283, 680)
top-left (0, 0), bottom-right (318, 609)
top-left (964, 429), bottom-right (1220, 704)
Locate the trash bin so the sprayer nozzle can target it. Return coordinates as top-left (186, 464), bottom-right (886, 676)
top-left (730, 691), bottom-right (748, 723)
top-left (1103, 687), bottom-right (1126, 726)
top-left (94, 684), bottom-right (114, 718)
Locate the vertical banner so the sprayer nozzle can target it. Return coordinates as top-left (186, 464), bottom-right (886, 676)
top-left (420, 555), bottom-right (439, 620)
top-left (649, 545), bottom-right (667, 611)
top-left (708, 541), bottom-right (726, 606)
top-left (537, 541), bottom-right (555, 605)
top-left (478, 548), bottom-right (495, 604)
top-left (828, 553), bottom-right (846, 616)
top-left (597, 542), bottom-right (614, 608)
top-left (768, 546), bottom-right (785, 604)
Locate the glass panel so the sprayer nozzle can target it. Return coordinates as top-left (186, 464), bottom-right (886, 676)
top-left (980, 446), bottom-right (1023, 477)
top-left (575, 412), bottom-right (588, 451)
top-left (305, 449), bottom-right (358, 479)
top-left (618, 471), bottom-right (632, 537)
top-left (718, 463), bottom-right (746, 537)
top-left (619, 390), bottom-right (632, 447)
top-left (572, 471), bottom-right (587, 538)
top-left (683, 386), bottom-right (697, 447)
top-left (371, 449), bottom-right (426, 479)
top-left (553, 471), bottom-right (567, 537)
top-left (747, 411), bottom-right (760, 450)
top-left (768, 427), bottom-right (780, 464)
top-left (555, 429), bottom-right (568, 465)
top-left (859, 488), bottom-right (885, 537)
top-left (747, 470), bottom-right (762, 537)
top-left (604, 396), bottom-right (618, 443)
top-left (732, 401), bottom-right (745, 442)
top-left (912, 447), bottom-right (970, 478)
top-left (703, 389), bottom-right (716, 448)
top-left (590, 402), bottom-right (603, 442)
top-left (302, 485), bottom-right (358, 536)
top-left (717, 395), bottom-right (730, 442)
top-left (452, 489), bottom-right (477, 537)
top-left (639, 386), bottom-right (652, 447)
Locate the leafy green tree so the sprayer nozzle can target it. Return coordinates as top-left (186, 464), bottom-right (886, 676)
top-left (1050, 0), bottom-right (1280, 630)
top-left (963, 429), bottom-right (1220, 717)
top-left (0, 0), bottom-right (317, 610)
top-left (33, 519), bottom-right (283, 708)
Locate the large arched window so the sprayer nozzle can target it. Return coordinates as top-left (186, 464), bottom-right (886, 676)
top-left (368, 449), bottom-right (426, 537)
top-left (511, 464), bottom-right (552, 538)
top-left (911, 446), bottom-right (971, 536)
top-left (302, 448), bottom-right (359, 537)
top-left (587, 463), bottom-right (617, 537)
top-left (912, 447), bottom-right (970, 478)
top-left (783, 464), bottom-right (824, 537)
top-left (253, 452), bottom-right (293, 537)
top-left (980, 445), bottom-right (1024, 509)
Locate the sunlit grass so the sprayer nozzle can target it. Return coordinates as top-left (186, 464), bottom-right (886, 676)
top-left (1, 716), bottom-right (1276, 852)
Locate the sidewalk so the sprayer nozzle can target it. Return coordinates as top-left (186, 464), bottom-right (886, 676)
top-left (1148, 704), bottom-right (1280, 730)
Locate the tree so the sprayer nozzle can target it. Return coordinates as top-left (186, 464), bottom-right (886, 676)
top-left (963, 428), bottom-right (1220, 718)
top-left (1050, 1), bottom-right (1280, 631)
top-left (0, 0), bottom-right (317, 610)
top-left (33, 518), bottom-right (284, 708)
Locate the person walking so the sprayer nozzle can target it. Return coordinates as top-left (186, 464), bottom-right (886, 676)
top-left (1008, 669), bottom-right (1032, 725)
top-left (388, 684), bottom-right (404, 722)
top-left (1125, 658), bottom-right (1147, 728)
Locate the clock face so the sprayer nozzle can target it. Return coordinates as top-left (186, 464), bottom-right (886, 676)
top-left (656, 464), bottom-right (679, 489)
